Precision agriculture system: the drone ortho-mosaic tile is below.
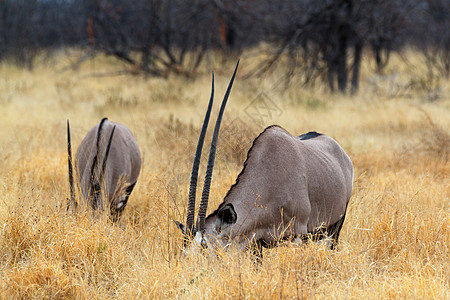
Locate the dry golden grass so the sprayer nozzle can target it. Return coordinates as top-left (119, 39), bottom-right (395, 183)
top-left (0, 50), bottom-right (449, 299)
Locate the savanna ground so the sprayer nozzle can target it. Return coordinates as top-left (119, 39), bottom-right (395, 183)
top-left (0, 49), bottom-right (448, 299)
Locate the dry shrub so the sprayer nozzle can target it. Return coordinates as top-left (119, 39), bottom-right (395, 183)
top-left (366, 211), bottom-right (449, 267)
top-left (152, 114), bottom-right (259, 168)
top-left (153, 115), bottom-right (197, 165)
top-left (217, 116), bottom-right (259, 165)
top-left (0, 200), bottom-right (141, 298)
top-left (4, 260), bottom-right (73, 299)
top-left (0, 209), bottom-right (39, 265)
top-left (415, 107), bottom-right (449, 162)
top-left (353, 107), bottom-right (449, 177)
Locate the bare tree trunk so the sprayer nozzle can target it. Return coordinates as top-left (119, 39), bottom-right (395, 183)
top-left (351, 41), bottom-right (362, 94)
top-left (337, 40), bottom-right (347, 93)
top-left (141, 46), bottom-right (150, 73)
top-left (326, 52), bottom-right (336, 93)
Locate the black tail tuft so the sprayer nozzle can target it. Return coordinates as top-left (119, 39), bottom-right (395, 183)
top-left (325, 213), bottom-right (347, 250)
top-left (301, 213), bottom-right (347, 250)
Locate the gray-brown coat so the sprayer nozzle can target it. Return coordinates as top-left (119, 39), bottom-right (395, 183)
top-left (68, 118), bottom-right (141, 221)
top-left (175, 61), bottom-right (353, 255)
top-left (201, 126), bottom-right (353, 252)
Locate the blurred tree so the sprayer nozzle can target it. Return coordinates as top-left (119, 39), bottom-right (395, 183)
top-left (0, 0), bottom-right (447, 84)
top-left (256, 0), bottom-right (409, 94)
top-left (411, 0), bottom-right (450, 78)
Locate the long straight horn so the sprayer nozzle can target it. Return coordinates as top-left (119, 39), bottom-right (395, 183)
top-left (88, 118), bottom-right (108, 203)
top-left (186, 73), bottom-right (215, 240)
top-left (67, 120), bottom-right (76, 209)
top-left (98, 125), bottom-right (116, 193)
top-left (197, 60), bottom-right (239, 233)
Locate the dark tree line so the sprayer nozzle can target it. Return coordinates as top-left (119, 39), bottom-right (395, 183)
top-left (0, 0), bottom-right (448, 93)
top-left (256, 0), bottom-right (448, 93)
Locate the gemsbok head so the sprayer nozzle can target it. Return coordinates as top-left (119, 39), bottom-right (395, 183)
top-left (175, 60), bottom-right (353, 257)
top-left (67, 118), bottom-right (141, 221)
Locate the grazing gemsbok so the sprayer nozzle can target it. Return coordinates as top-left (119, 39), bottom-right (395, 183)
top-left (67, 118), bottom-right (141, 221)
top-left (175, 60), bottom-right (353, 257)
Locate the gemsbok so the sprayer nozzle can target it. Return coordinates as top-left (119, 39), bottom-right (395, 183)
top-left (67, 118), bottom-right (141, 221)
top-left (175, 60), bottom-right (353, 257)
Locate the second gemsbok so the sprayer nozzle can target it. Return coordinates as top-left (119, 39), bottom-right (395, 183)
top-left (67, 118), bottom-right (141, 221)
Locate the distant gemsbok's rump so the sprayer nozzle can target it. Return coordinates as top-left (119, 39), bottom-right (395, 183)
top-left (67, 118), bottom-right (141, 221)
top-left (175, 60), bottom-right (353, 257)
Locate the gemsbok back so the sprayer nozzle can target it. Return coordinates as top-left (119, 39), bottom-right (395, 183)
top-left (175, 60), bottom-right (353, 257)
top-left (67, 118), bottom-right (141, 221)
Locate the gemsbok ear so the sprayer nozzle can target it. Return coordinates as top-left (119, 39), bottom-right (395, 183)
top-left (215, 203), bottom-right (237, 233)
